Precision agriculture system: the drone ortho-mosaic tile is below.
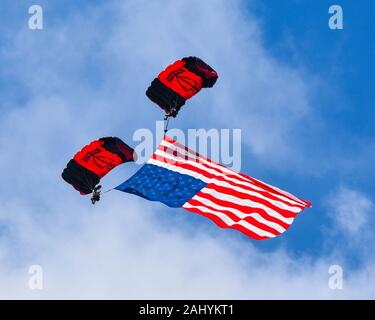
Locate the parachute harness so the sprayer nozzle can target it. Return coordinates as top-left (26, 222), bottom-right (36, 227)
top-left (91, 185), bottom-right (102, 204)
top-left (163, 98), bottom-right (179, 135)
top-left (91, 186), bottom-right (115, 204)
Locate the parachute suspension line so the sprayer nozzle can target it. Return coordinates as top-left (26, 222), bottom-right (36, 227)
top-left (80, 169), bottom-right (98, 204)
top-left (102, 188), bottom-right (113, 194)
top-left (91, 187), bottom-right (114, 204)
top-left (82, 170), bottom-right (94, 194)
top-left (163, 97), bottom-right (179, 136)
top-left (163, 115), bottom-right (171, 136)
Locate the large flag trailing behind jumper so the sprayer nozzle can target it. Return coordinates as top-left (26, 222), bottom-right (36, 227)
top-left (116, 136), bottom-right (311, 240)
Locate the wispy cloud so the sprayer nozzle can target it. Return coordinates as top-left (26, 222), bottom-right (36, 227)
top-left (1, 197), bottom-right (375, 299)
top-left (327, 187), bottom-right (374, 236)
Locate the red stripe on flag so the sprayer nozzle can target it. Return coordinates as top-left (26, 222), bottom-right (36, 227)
top-left (195, 190), bottom-right (291, 230)
top-left (240, 173), bottom-right (311, 207)
top-left (154, 150), bottom-right (306, 209)
top-left (205, 184), bottom-right (299, 218)
top-left (153, 155), bottom-right (303, 218)
top-left (161, 138), bottom-right (310, 207)
top-left (187, 198), bottom-right (283, 236)
top-left (183, 205), bottom-right (269, 240)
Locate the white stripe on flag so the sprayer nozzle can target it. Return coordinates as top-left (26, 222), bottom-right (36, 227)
top-left (147, 158), bottom-right (211, 183)
top-left (160, 139), bottom-right (309, 207)
top-left (153, 150), bottom-right (301, 215)
top-left (191, 194), bottom-right (287, 233)
top-left (199, 188), bottom-right (294, 224)
top-left (155, 146), bottom-right (306, 208)
top-left (183, 202), bottom-right (277, 238)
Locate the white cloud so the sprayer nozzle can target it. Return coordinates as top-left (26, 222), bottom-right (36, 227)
top-left (327, 187), bottom-right (374, 236)
top-left (1, 197), bottom-right (374, 299)
top-left (0, 200), bottom-right (374, 299)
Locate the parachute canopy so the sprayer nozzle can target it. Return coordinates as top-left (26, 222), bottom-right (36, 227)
top-left (146, 56), bottom-right (218, 117)
top-left (62, 137), bottom-right (135, 195)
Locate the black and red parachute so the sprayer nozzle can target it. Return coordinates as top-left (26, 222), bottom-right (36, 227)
top-left (146, 56), bottom-right (218, 117)
top-left (61, 137), bottom-right (135, 200)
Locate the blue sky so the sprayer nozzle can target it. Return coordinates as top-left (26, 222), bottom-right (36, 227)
top-left (229, 0), bottom-right (375, 252)
top-left (245, 0), bottom-right (375, 262)
top-left (0, 0), bottom-right (374, 298)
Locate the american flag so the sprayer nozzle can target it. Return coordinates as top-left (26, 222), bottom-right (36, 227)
top-left (116, 136), bottom-right (311, 240)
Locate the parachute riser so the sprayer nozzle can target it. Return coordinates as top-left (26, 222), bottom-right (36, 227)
top-left (163, 114), bottom-right (171, 135)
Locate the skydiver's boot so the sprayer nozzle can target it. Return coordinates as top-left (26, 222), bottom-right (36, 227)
top-left (91, 185), bottom-right (102, 204)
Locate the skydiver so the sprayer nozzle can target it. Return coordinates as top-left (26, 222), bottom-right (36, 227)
top-left (91, 185), bottom-right (102, 204)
